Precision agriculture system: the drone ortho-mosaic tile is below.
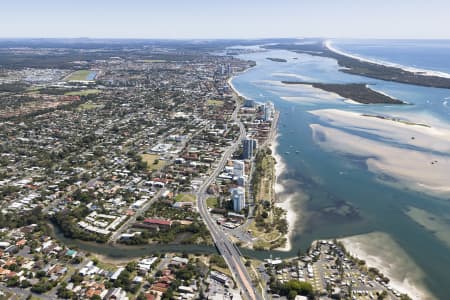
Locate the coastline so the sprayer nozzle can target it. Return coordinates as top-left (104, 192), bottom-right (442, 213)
top-left (228, 43), bottom-right (450, 299)
top-left (227, 58), bottom-right (437, 298)
top-left (227, 76), bottom-right (245, 98)
top-left (271, 137), bottom-right (297, 252)
top-left (325, 40), bottom-right (450, 79)
top-left (339, 232), bottom-right (434, 300)
top-left (227, 64), bottom-right (257, 99)
top-left (228, 70), bottom-right (294, 252)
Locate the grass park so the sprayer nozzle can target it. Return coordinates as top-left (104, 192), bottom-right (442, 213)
top-left (142, 59), bottom-right (167, 63)
top-left (65, 89), bottom-right (101, 96)
top-left (65, 70), bottom-right (95, 81)
top-left (207, 99), bottom-right (224, 106)
top-left (141, 154), bottom-right (166, 171)
top-left (174, 193), bottom-right (196, 203)
top-left (77, 101), bottom-right (101, 111)
top-left (206, 197), bottom-right (218, 208)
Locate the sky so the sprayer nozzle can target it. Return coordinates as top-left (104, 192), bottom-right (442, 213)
top-left (1, 0), bottom-right (449, 39)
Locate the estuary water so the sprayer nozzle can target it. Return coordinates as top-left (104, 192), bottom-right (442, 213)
top-left (231, 42), bottom-right (450, 299)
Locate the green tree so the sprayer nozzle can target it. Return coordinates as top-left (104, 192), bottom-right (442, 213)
top-left (288, 290), bottom-right (298, 300)
top-left (6, 276), bottom-right (19, 287)
top-left (57, 286), bottom-right (74, 299)
top-left (126, 261), bottom-right (137, 272)
top-left (20, 280), bottom-right (31, 288)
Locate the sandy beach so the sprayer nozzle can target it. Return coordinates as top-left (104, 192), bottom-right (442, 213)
top-left (227, 77), bottom-right (246, 98)
top-left (270, 134), bottom-right (312, 252)
top-left (226, 64), bottom-right (257, 99)
top-left (325, 40), bottom-right (450, 79)
top-left (309, 109), bottom-right (450, 197)
top-left (339, 232), bottom-right (434, 300)
top-left (271, 137), bottom-right (297, 251)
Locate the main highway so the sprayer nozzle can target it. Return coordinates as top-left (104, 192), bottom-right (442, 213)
top-left (196, 94), bottom-right (262, 300)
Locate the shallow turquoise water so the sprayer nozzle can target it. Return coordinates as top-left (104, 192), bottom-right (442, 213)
top-left (232, 48), bottom-right (450, 299)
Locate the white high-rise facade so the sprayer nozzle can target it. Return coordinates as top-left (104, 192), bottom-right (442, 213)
top-left (233, 160), bottom-right (245, 177)
top-left (231, 187), bottom-right (245, 212)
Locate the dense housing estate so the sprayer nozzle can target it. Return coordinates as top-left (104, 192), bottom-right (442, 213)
top-left (0, 40), bottom-right (410, 300)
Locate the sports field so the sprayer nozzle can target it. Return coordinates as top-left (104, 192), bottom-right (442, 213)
top-left (65, 89), bottom-right (100, 96)
top-left (66, 70), bottom-right (96, 81)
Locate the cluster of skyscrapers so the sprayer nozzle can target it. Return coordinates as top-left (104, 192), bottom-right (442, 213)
top-left (230, 101), bottom-right (273, 212)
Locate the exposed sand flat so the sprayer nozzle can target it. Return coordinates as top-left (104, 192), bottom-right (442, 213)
top-left (344, 99), bottom-right (363, 105)
top-left (310, 109), bottom-right (450, 154)
top-left (271, 72), bottom-right (316, 82)
top-left (310, 123), bottom-right (450, 197)
top-left (309, 109), bottom-right (450, 197)
top-left (279, 82), bottom-right (389, 105)
top-left (282, 82), bottom-right (404, 104)
top-left (405, 207), bottom-right (450, 249)
top-left (279, 82), bottom-right (345, 99)
top-left (253, 80), bottom-right (350, 105)
top-left (339, 232), bottom-right (433, 300)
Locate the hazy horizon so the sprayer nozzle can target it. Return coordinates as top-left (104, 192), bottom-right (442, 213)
top-left (1, 0), bottom-right (450, 39)
top-left (2, 37), bottom-right (450, 41)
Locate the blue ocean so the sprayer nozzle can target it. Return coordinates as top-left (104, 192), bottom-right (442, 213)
top-left (332, 39), bottom-right (450, 75)
top-left (232, 40), bottom-right (450, 299)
